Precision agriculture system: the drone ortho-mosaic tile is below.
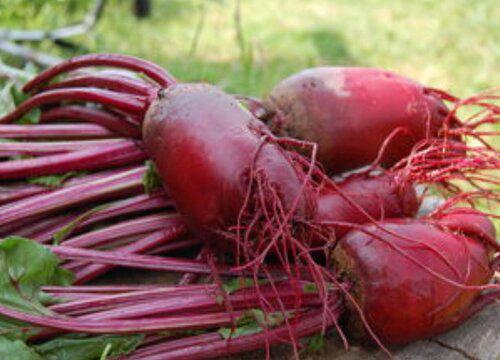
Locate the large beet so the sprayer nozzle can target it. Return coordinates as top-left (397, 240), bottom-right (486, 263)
top-left (264, 67), bottom-right (455, 174)
top-left (334, 211), bottom-right (496, 345)
top-left (143, 83), bottom-right (317, 246)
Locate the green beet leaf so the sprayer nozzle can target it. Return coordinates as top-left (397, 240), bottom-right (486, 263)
top-left (28, 172), bottom-right (83, 189)
top-left (0, 337), bottom-right (43, 360)
top-left (0, 236), bottom-right (73, 313)
top-left (142, 160), bottom-right (163, 194)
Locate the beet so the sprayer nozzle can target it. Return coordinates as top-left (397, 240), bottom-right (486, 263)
top-left (263, 67), bottom-right (456, 174)
top-left (334, 210), bottom-right (496, 346)
top-left (143, 83), bottom-right (315, 242)
top-left (316, 172), bottom-right (418, 240)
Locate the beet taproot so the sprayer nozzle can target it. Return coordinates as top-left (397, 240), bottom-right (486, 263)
top-left (262, 67), bottom-right (455, 174)
top-left (334, 210), bottom-right (496, 345)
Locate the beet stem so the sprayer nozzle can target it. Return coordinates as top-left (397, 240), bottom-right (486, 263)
top-left (0, 166), bottom-right (145, 227)
top-left (0, 141), bottom-right (146, 180)
top-left (0, 138), bottom-right (129, 156)
top-left (40, 105), bottom-right (141, 138)
top-left (62, 213), bottom-right (184, 248)
top-left (51, 245), bottom-right (245, 277)
top-left (0, 123), bottom-right (114, 139)
top-left (72, 225), bottom-right (187, 284)
top-left (33, 192), bottom-right (172, 243)
top-left (23, 53), bottom-right (176, 92)
top-left (0, 88), bottom-right (146, 124)
top-left (41, 74), bottom-right (153, 96)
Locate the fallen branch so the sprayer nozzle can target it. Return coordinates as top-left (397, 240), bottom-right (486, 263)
top-left (0, 41), bottom-right (61, 67)
top-left (0, 0), bottom-right (106, 42)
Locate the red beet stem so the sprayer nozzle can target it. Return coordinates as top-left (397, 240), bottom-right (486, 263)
top-left (43, 284), bottom-right (165, 295)
top-left (127, 304), bottom-right (343, 360)
top-left (40, 105), bottom-right (141, 137)
top-left (0, 141), bottom-right (146, 180)
top-left (72, 224), bottom-right (187, 284)
top-left (0, 166), bottom-right (145, 227)
top-left (0, 138), bottom-right (128, 156)
top-left (127, 333), bottom-right (221, 359)
top-left (41, 74), bottom-right (153, 96)
top-left (0, 88), bottom-right (146, 124)
top-left (23, 53), bottom-right (176, 92)
top-left (146, 237), bottom-right (202, 255)
top-left (51, 284), bottom-right (217, 314)
top-left (0, 167), bottom-right (142, 235)
top-left (74, 239), bottom-right (201, 287)
top-left (179, 245), bottom-right (209, 285)
top-left (82, 282), bottom-right (323, 321)
top-left (0, 303), bottom-right (243, 334)
top-left (0, 182), bottom-right (47, 205)
top-left (0, 123), bottom-right (114, 139)
top-left (33, 192), bottom-right (172, 243)
top-left (3, 213), bottom-right (71, 239)
top-left (62, 213), bottom-right (184, 248)
top-left (50, 245), bottom-right (242, 276)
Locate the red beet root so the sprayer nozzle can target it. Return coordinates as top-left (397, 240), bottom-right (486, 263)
top-left (143, 83), bottom-right (315, 242)
top-left (334, 211), bottom-right (496, 346)
top-left (263, 67), bottom-right (456, 174)
top-left (316, 172), bottom-right (418, 239)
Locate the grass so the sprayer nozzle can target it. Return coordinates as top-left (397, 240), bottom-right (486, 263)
top-left (0, 0), bottom-right (498, 97)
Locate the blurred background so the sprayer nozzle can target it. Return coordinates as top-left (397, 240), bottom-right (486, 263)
top-left (0, 0), bottom-right (498, 97)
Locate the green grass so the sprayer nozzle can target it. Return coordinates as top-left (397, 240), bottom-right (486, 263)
top-left (0, 0), bottom-right (498, 97)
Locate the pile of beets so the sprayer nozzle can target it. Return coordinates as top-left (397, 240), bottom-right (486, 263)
top-left (0, 54), bottom-right (498, 359)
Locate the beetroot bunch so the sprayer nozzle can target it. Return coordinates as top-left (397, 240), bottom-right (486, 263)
top-left (0, 54), bottom-right (498, 359)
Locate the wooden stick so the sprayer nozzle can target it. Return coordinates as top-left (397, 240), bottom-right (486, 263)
top-left (0, 0), bottom-right (107, 42)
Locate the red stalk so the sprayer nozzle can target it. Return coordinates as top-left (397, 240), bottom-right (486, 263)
top-left (145, 237), bottom-right (203, 254)
top-left (0, 88), bottom-right (146, 124)
top-left (73, 225), bottom-right (188, 284)
top-left (62, 213), bottom-right (184, 248)
top-left (0, 166), bottom-right (145, 227)
top-left (0, 123), bottom-right (114, 139)
top-left (80, 283), bottom-right (323, 321)
top-left (40, 105), bottom-right (140, 137)
top-left (2, 213), bottom-right (71, 239)
top-left (0, 141), bottom-right (146, 179)
top-left (0, 138), bottom-right (129, 156)
top-left (23, 53), bottom-right (176, 92)
top-left (33, 192), bottom-right (172, 243)
top-left (0, 182), bottom-right (47, 205)
top-left (0, 304), bottom-right (244, 334)
top-left (41, 74), bottom-right (152, 96)
top-left (126, 305), bottom-right (342, 360)
top-left (50, 284), bottom-right (217, 314)
top-left (50, 245), bottom-right (242, 277)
